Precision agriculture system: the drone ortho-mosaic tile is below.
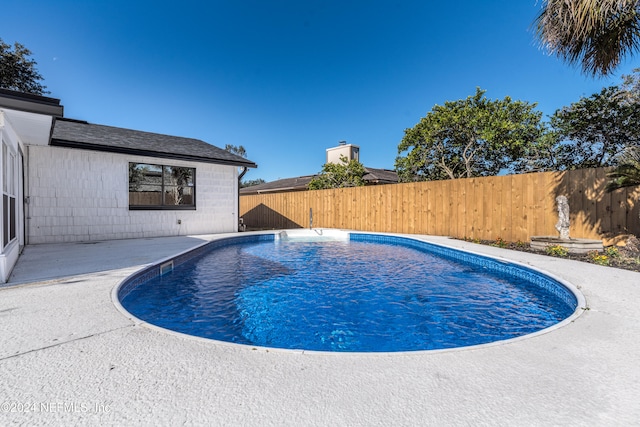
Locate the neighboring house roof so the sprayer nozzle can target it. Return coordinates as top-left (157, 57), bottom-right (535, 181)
top-left (240, 167), bottom-right (398, 195)
top-left (241, 175), bottom-right (315, 194)
top-left (363, 167), bottom-right (399, 184)
top-left (51, 118), bottom-right (257, 168)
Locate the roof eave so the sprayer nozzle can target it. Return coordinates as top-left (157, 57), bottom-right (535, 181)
top-left (0, 89), bottom-right (64, 117)
top-left (50, 138), bottom-right (258, 168)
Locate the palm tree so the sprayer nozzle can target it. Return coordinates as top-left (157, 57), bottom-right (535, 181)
top-left (606, 146), bottom-right (640, 191)
top-left (535, 0), bottom-right (640, 76)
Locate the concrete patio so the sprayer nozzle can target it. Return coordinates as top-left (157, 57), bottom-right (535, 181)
top-left (0, 231), bottom-right (639, 426)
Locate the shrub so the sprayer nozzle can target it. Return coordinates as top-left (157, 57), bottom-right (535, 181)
top-left (545, 244), bottom-right (568, 257)
top-left (605, 246), bottom-right (620, 258)
top-left (588, 251), bottom-right (610, 266)
top-left (491, 237), bottom-right (508, 248)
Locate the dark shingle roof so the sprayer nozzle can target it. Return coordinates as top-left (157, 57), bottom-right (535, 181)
top-left (51, 118), bottom-right (256, 168)
top-left (240, 175), bottom-right (314, 194)
top-left (240, 167), bottom-right (398, 195)
top-left (363, 167), bottom-right (399, 184)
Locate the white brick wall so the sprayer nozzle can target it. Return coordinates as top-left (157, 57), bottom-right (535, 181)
top-left (27, 146), bottom-right (239, 244)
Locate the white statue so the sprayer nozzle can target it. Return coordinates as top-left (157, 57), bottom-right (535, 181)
top-left (555, 195), bottom-right (570, 240)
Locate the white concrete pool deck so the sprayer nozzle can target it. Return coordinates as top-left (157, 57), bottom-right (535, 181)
top-left (1, 230), bottom-right (639, 426)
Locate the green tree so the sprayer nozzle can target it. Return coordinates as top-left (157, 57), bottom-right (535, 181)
top-left (606, 147), bottom-right (640, 191)
top-left (308, 155), bottom-right (366, 189)
top-left (517, 70), bottom-right (640, 172)
top-left (224, 144), bottom-right (247, 158)
top-left (534, 0), bottom-right (640, 76)
top-left (512, 125), bottom-right (563, 172)
top-left (545, 85), bottom-right (640, 169)
top-left (606, 147), bottom-right (640, 227)
top-left (224, 144), bottom-right (265, 187)
top-left (0, 39), bottom-right (48, 95)
top-left (620, 67), bottom-right (640, 103)
top-left (240, 178), bottom-right (266, 188)
top-left (395, 88), bottom-right (543, 182)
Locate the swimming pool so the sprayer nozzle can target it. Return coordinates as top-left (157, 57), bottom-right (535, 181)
top-left (116, 231), bottom-right (582, 352)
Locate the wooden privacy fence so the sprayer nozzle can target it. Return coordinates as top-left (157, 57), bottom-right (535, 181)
top-left (240, 167), bottom-right (640, 244)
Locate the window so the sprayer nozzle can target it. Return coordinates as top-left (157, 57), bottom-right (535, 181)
top-left (129, 163), bottom-right (195, 210)
top-left (2, 143), bottom-right (17, 248)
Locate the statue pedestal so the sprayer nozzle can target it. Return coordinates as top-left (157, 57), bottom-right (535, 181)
top-left (530, 236), bottom-right (603, 254)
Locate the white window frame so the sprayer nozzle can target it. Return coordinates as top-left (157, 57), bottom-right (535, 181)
top-left (2, 141), bottom-right (17, 249)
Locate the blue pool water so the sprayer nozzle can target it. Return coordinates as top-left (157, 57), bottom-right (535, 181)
top-left (119, 234), bottom-right (577, 352)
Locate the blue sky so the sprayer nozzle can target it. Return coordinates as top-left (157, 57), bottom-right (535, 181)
top-left (3, 1), bottom-right (636, 182)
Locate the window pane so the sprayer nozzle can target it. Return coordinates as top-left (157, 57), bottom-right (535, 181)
top-left (129, 186), bottom-right (162, 206)
top-left (9, 196), bottom-right (15, 240)
top-left (164, 186), bottom-right (193, 205)
top-left (2, 144), bottom-right (7, 194)
top-left (164, 166), bottom-right (194, 187)
top-left (130, 163), bottom-right (163, 206)
top-left (9, 153), bottom-right (15, 196)
top-left (129, 163), bottom-right (162, 188)
top-left (3, 194), bottom-right (7, 247)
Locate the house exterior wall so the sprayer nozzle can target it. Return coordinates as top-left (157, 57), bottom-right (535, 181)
top-left (27, 145), bottom-right (239, 244)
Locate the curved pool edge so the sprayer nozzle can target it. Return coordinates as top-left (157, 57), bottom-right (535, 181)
top-left (355, 232), bottom-right (589, 351)
top-left (111, 229), bottom-right (587, 355)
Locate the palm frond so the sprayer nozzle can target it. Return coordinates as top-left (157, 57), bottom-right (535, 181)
top-left (606, 146), bottom-right (640, 191)
top-left (535, 0), bottom-right (640, 76)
